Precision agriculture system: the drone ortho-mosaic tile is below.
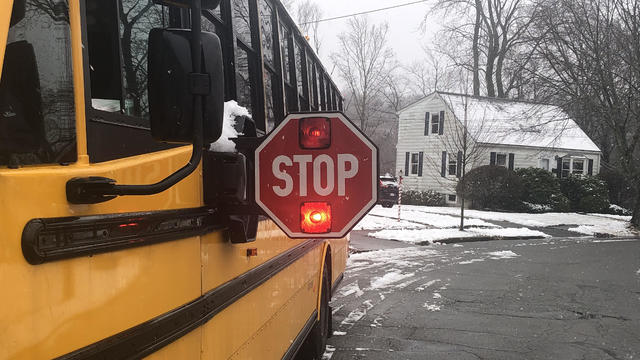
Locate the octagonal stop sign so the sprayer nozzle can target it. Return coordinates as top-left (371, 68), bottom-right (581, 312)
top-left (255, 112), bottom-right (378, 238)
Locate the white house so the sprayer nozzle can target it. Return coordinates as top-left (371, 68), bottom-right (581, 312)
top-left (395, 91), bottom-right (602, 204)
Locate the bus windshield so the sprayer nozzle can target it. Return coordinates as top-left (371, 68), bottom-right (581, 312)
top-left (0, 0), bottom-right (76, 167)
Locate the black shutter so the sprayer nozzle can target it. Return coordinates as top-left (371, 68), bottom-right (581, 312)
top-left (588, 159), bottom-right (594, 175)
top-left (490, 152), bottom-right (496, 165)
top-left (457, 150), bottom-right (462, 178)
top-left (424, 112), bottom-right (430, 136)
top-left (439, 110), bottom-right (445, 135)
top-left (508, 153), bottom-right (515, 170)
top-left (441, 151), bottom-right (447, 177)
top-left (405, 152), bottom-right (410, 176)
top-left (418, 152), bottom-right (424, 176)
top-left (556, 158), bottom-right (563, 178)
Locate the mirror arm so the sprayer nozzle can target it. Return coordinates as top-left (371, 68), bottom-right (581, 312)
top-left (66, 0), bottom-right (206, 204)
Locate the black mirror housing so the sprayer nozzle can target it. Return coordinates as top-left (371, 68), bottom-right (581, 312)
top-left (148, 29), bottom-right (224, 144)
top-left (11, 0), bottom-right (25, 26)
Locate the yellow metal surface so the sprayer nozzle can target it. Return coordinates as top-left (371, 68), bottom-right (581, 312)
top-left (69, 0), bottom-right (88, 163)
top-left (0, 0), bottom-right (11, 78)
top-left (200, 228), bottom-right (322, 360)
top-left (0, 1), bottom-right (348, 358)
top-left (0, 148), bottom-right (204, 359)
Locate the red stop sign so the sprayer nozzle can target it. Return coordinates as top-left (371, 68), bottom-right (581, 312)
top-left (255, 112), bottom-right (378, 238)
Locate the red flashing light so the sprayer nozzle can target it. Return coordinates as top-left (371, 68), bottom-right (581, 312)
top-left (299, 117), bottom-right (331, 149)
top-left (301, 202), bottom-right (332, 233)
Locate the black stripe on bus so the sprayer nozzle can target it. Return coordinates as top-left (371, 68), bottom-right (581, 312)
top-left (22, 207), bottom-right (225, 265)
top-left (281, 310), bottom-right (318, 360)
top-left (54, 239), bottom-right (323, 360)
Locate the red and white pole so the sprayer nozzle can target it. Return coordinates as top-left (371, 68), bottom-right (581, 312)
top-left (397, 172), bottom-right (403, 222)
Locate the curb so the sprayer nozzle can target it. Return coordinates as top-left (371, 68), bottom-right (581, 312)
top-left (428, 235), bottom-right (547, 245)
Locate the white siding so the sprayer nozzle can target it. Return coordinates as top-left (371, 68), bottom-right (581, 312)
top-left (396, 94), bottom-right (467, 196)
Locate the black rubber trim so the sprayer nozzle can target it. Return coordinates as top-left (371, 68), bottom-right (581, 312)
top-left (54, 239), bottom-right (323, 360)
top-left (281, 310), bottom-right (318, 360)
top-left (22, 207), bottom-right (223, 265)
top-left (331, 273), bottom-right (344, 296)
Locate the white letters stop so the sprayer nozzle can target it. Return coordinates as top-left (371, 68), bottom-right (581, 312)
top-left (272, 154), bottom-right (358, 197)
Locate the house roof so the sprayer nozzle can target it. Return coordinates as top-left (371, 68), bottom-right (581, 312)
top-left (436, 92), bottom-right (601, 152)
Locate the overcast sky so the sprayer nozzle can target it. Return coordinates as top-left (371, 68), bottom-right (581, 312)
top-left (297, 0), bottom-right (444, 79)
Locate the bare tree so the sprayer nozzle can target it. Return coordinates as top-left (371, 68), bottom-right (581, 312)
top-left (530, 0), bottom-right (640, 227)
top-left (405, 48), bottom-right (457, 96)
top-left (296, 0), bottom-right (322, 54)
top-left (427, 0), bottom-right (539, 98)
top-left (331, 16), bottom-right (396, 137)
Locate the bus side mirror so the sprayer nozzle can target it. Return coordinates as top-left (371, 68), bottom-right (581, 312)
top-left (148, 28), bottom-right (224, 144)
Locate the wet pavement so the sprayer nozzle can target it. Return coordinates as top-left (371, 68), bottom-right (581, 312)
top-left (326, 236), bottom-right (640, 360)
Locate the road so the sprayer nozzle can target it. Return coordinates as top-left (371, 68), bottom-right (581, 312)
top-left (325, 236), bottom-right (640, 360)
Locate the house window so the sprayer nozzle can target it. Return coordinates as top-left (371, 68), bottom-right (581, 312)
top-left (448, 194), bottom-right (457, 202)
top-left (496, 153), bottom-right (507, 167)
top-left (431, 113), bottom-right (440, 134)
top-left (411, 153), bottom-right (419, 175)
top-left (540, 158), bottom-right (550, 171)
top-left (448, 156), bottom-right (457, 176)
top-left (573, 159), bottom-right (584, 175)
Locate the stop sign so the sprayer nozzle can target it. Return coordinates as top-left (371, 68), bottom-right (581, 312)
top-left (255, 112), bottom-right (378, 238)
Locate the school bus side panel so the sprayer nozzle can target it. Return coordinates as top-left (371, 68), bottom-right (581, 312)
top-left (198, 220), bottom-right (321, 359)
top-left (0, 149), bottom-right (205, 359)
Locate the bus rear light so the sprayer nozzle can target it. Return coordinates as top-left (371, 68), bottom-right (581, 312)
top-left (299, 117), bottom-right (331, 149)
top-left (300, 202), bottom-right (331, 233)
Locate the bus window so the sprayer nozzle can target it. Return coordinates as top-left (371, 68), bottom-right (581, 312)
top-left (235, 45), bottom-right (253, 110)
top-left (0, 0), bottom-right (76, 167)
top-left (86, 0), bottom-right (167, 125)
top-left (232, 0), bottom-right (253, 47)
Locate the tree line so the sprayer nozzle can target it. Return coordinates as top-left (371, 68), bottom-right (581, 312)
top-left (315, 0), bottom-right (639, 227)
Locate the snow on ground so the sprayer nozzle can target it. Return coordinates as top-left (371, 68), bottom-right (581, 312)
top-left (356, 205), bottom-right (637, 239)
top-left (487, 250), bottom-right (520, 259)
top-left (368, 227), bottom-right (548, 244)
top-left (352, 215), bottom-right (420, 231)
top-left (368, 271), bottom-right (415, 290)
top-left (369, 207), bottom-right (497, 228)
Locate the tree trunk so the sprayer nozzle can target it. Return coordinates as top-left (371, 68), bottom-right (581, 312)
top-left (631, 186), bottom-right (640, 229)
top-left (472, 0), bottom-right (482, 96)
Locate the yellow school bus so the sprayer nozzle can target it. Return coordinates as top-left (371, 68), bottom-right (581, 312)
top-left (0, 0), bottom-right (348, 359)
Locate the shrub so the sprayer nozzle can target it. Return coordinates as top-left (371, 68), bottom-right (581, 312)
top-left (515, 167), bottom-right (568, 211)
top-left (559, 175), bottom-right (609, 213)
top-left (457, 165), bottom-right (523, 210)
top-left (598, 169), bottom-right (636, 210)
top-left (400, 190), bottom-right (445, 206)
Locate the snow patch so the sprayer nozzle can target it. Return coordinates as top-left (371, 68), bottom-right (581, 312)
top-left (340, 300), bottom-right (374, 327)
top-left (459, 258), bottom-right (484, 265)
top-left (487, 250), bottom-right (519, 259)
top-left (338, 282), bottom-right (364, 298)
top-left (209, 101), bottom-right (249, 152)
top-left (368, 271), bottom-right (415, 290)
top-left (415, 279), bottom-right (441, 292)
top-left (423, 303), bottom-right (441, 311)
top-left (369, 227), bottom-right (548, 244)
top-left (322, 345), bottom-right (336, 360)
